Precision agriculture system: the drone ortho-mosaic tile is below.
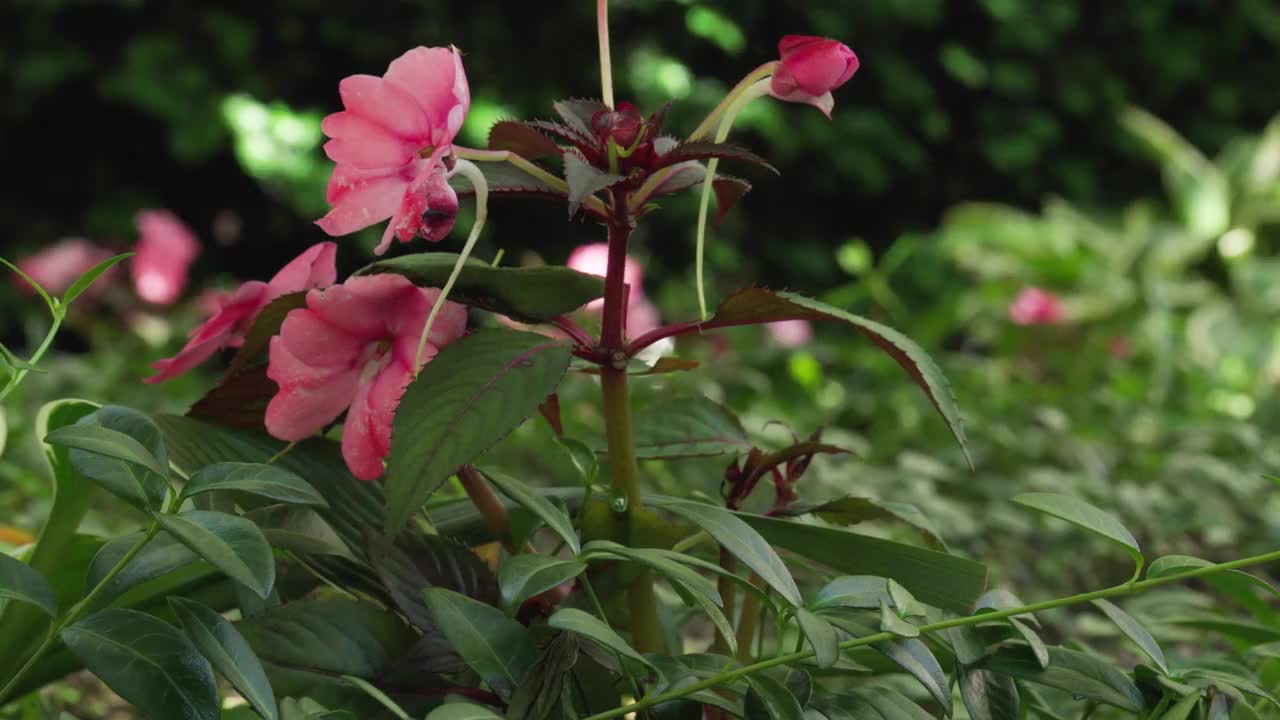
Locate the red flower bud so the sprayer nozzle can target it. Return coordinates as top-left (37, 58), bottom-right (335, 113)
top-left (769, 35), bottom-right (859, 118)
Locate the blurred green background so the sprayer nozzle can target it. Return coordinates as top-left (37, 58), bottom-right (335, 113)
top-left (3, 0), bottom-right (1280, 653)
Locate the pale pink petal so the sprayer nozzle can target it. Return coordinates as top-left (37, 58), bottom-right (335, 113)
top-left (567, 243), bottom-right (644, 311)
top-left (315, 164), bottom-right (409, 237)
top-left (322, 112), bottom-right (418, 168)
top-left (337, 74), bottom-right (431, 141)
top-left (341, 359), bottom-right (413, 481)
top-left (144, 282), bottom-right (269, 383)
top-left (15, 238), bottom-right (115, 297)
top-left (266, 242), bottom-right (338, 299)
top-left (767, 319), bottom-right (814, 348)
top-left (306, 274), bottom-right (417, 338)
top-left (264, 336), bottom-right (361, 441)
top-left (768, 87), bottom-right (834, 119)
top-left (277, 308), bottom-right (366, 368)
top-left (383, 46), bottom-right (470, 145)
top-left (390, 289), bottom-right (466, 369)
top-left (626, 298), bottom-right (662, 339)
top-left (132, 210), bottom-right (201, 305)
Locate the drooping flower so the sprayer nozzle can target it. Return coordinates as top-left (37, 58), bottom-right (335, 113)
top-left (14, 238), bottom-right (115, 297)
top-left (145, 243), bottom-right (338, 383)
top-left (132, 210), bottom-right (201, 305)
top-left (264, 274), bottom-right (467, 480)
top-left (567, 243), bottom-right (658, 337)
top-left (767, 319), bottom-right (814, 348)
top-left (1009, 287), bottom-right (1064, 326)
top-left (769, 35), bottom-right (859, 118)
top-left (315, 46), bottom-right (470, 256)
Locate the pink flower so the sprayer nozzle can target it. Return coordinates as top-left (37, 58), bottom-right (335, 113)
top-left (14, 238), bottom-right (115, 297)
top-left (1009, 287), bottom-right (1064, 326)
top-left (264, 274), bottom-right (467, 480)
top-left (767, 319), bottom-right (814, 348)
top-left (316, 46), bottom-right (470, 256)
top-left (133, 210), bottom-right (201, 305)
top-left (145, 243), bottom-right (338, 383)
top-left (769, 35), bottom-right (859, 118)
top-left (566, 243), bottom-right (657, 338)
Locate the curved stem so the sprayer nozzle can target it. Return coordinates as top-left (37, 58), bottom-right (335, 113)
top-left (597, 0), bottom-right (614, 109)
top-left (687, 62), bottom-right (778, 142)
top-left (452, 146), bottom-right (609, 219)
top-left (0, 312), bottom-right (63, 404)
top-left (458, 465), bottom-right (515, 553)
top-left (580, 548), bottom-right (1280, 720)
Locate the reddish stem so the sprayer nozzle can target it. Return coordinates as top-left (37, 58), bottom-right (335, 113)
top-left (600, 217), bottom-right (634, 353)
top-left (552, 314), bottom-right (597, 349)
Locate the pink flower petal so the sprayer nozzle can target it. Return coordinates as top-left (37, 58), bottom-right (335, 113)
top-left (337, 74), bottom-right (431, 141)
top-left (15, 238), bottom-right (115, 297)
top-left (264, 336), bottom-right (361, 441)
top-left (322, 112), bottom-right (418, 169)
top-left (144, 281), bottom-right (268, 383)
top-left (341, 358), bottom-right (413, 481)
top-left (316, 164), bottom-right (410, 237)
top-left (132, 210), bottom-right (201, 305)
top-left (567, 243), bottom-right (645, 311)
top-left (278, 308), bottom-right (367, 368)
top-left (384, 46), bottom-right (470, 145)
top-left (266, 242), bottom-right (338, 300)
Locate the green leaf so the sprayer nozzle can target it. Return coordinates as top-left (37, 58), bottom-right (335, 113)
top-left (0, 406), bottom-right (7, 457)
top-left (154, 510), bottom-right (275, 598)
top-left (1183, 670), bottom-right (1280, 709)
top-left (556, 436), bottom-right (597, 485)
top-left (880, 599), bottom-right (921, 638)
top-left (978, 645), bottom-right (1146, 712)
top-left (279, 698), bottom-right (357, 720)
top-left (179, 462), bottom-right (326, 507)
top-left (795, 609), bottom-right (839, 668)
top-left (1092, 599), bottom-right (1168, 674)
top-left (359, 253), bottom-right (605, 323)
top-left (424, 587), bottom-right (539, 700)
top-left (812, 575), bottom-right (893, 610)
top-left (87, 530), bottom-right (200, 604)
top-left (47, 407), bottom-right (171, 510)
top-left (1149, 555), bottom-right (1280, 599)
top-left (699, 288), bottom-right (970, 466)
top-left (744, 674), bottom-right (804, 720)
top-left (1159, 692), bottom-right (1202, 720)
top-left (1, 255), bottom-right (57, 313)
top-left (372, 532), bottom-right (498, 635)
top-left (423, 704), bottom-right (504, 720)
top-left (169, 597), bottom-right (278, 720)
top-left (563, 147), bottom-right (624, 215)
top-left (824, 612), bottom-right (951, 715)
top-left (480, 468), bottom-right (580, 554)
top-left (625, 395), bottom-right (749, 459)
top-left (488, 120), bottom-right (561, 160)
top-left (1009, 618), bottom-right (1049, 669)
top-left (0, 553), bottom-right (57, 617)
top-left (247, 506), bottom-right (352, 559)
top-left (340, 675), bottom-right (411, 720)
top-left (1012, 493), bottom-right (1143, 577)
top-left (385, 329), bottom-right (572, 534)
top-left (548, 608), bottom-right (655, 672)
top-left (786, 496), bottom-right (948, 551)
top-left (61, 253), bottom-right (133, 306)
top-left (498, 555), bottom-right (586, 611)
top-left (959, 666), bottom-right (1020, 720)
top-left (651, 499), bottom-right (802, 607)
top-left (506, 632), bottom-right (579, 720)
top-left (61, 609), bottom-right (218, 720)
top-left (738, 512), bottom-right (987, 614)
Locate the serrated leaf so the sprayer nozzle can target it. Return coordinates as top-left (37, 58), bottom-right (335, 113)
top-left (1092, 599), bottom-right (1168, 674)
top-left (424, 587), bottom-right (539, 700)
top-left (489, 120), bottom-right (562, 159)
top-left (624, 394), bottom-right (749, 459)
top-left (712, 176), bottom-right (752, 225)
top-left (1013, 493), bottom-right (1143, 577)
top-left (698, 289), bottom-right (971, 466)
top-left (385, 330), bottom-right (572, 534)
top-left (448, 159), bottom-right (565, 199)
top-left (169, 597), bottom-right (278, 720)
top-left (359, 254), bottom-right (604, 323)
top-left (0, 553), bottom-right (57, 617)
top-left (226, 293), bottom-right (307, 376)
top-left (745, 674), bottom-right (804, 720)
top-left (977, 645), bottom-right (1146, 712)
top-left (154, 510), bottom-right (275, 598)
top-left (563, 148), bottom-right (624, 215)
top-left (548, 608), bottom-right (655, 672)
top-left (62, 253), bottom-right (132, 306)
top-left (796, 608), bottom-right (840, 668)
top-left (499, 555), bottom-right (586, 611)
top-left (553, 99), bottom-right (608, 140)
top-left (87, 530), bottom-right (201, 605)
top-left (959, 667), bottom-right (1020, 720)
top-left (481, 468), bottom-right (580, 555)
top-left (658, 141), bottom-right (777, 174)
top-left (651, 499), bottom-right (802, 607)
top-left (61, 609), bottom-right (218, 720)
top-left (179, 462), bottom-right (326, 506)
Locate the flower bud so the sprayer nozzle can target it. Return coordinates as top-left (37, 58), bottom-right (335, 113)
top-left (769, 35), bottom-right (859, 118)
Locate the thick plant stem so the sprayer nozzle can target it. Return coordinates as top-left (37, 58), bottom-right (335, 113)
top-left (458, 466), bottom-right (515, 553)
top-left (580, 548), bottom-right (1280, 720)
top-left (598, 206), bottom-right (662, 653)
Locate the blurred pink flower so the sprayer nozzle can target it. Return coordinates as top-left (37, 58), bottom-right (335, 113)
top-left (132, 210), bottom-right (201, 305)
top-left (145, 243), bottom-right (338, 383)
top-left (1009, 287), bottom-right (1063, 326)
top-left (769, 35), bottom-right (859, 118)
top-left (566, 243), bottom-right (656, 338)
top-left (14, 238), bottom-right (114, 297)
top-left (264, 274), bottom-right (466, 480)
top-left (1109, 336), bottom-right (1132, 359)
top-left (316, 46), bottom-right (470, 256)
top-left (767, 319), bottom-right (814, 348)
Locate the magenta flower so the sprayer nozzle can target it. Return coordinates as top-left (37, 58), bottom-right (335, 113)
top-left (315, 46), bottom-right (470, 256)
top-left (769, 35), bottom-right (859, 118)
top-left (1009, 287), bottom-right (1064, 326)
top-left (14, 238), bottom-right (115, 297)
top-left (145, 243), bottom-right (338, 383)
top-left (567, 243), bottom-right (658, 337)
top-left (132, 210), bottom-right (202, 305)
top-left (264, 274), bottom-right (467, 480)
top-left (767, 319), bottom-right (814, 348)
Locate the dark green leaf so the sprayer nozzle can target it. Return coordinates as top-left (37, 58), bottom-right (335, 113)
top-left (651, 499), bottom-right (802, 607)
top-left (625, 395), bottom-right (750, 460)
top-left (385, 330), bottom-right (572, 534)
top-left (424, 587), bottom-right (539, 700)
top-left (658, 141), bottom-right (777, 174)
top-left (1183, 670), bottom-right (1280, 709)
top-left (0, 553), bottom-right (57, 617)
top-left (179, 462), bottom-right (326, 507)
top-left (796, 609), bottom-right (840, 668)
top-left (87, 530), bottom-right (200, 604)
top-left (62, 253), bottom-right (133, 306)
top-left (372, 532), bottom-right (498, 635)
top-left (48, 406), bottom-right (170, 510)
top-left (61, 609), bottom-right (217, 720)
top-left (813, 575), bottom-right (892, 610)
top-left (226, 293), bottom-right (307, 376)
top-left (880, 599), bottom-right (921, 638)
top-left (507, 632), bottom-right (579, 720)
top-left (1092, 599), bottom-right (1168, 673)
top-left (1009, 618), bottom-right (1049, 669)
top-left (745, 674), bottom-right (804, 720)
top-left (1148, 555), bottom-right (1280, 600)
top-left (423, 704), bottom-right (505, 720)
top-left (481, 468), bottom-right (580, 554)
top-left (556, 436), bottom-right (598, 485)
top-left (548, 607), bottom-right (655, 672)
top-left (339, 675), bottom-right (411, 720)
top-left (959, 666), bottom-right (1020, 720)
top-left (359, 254), bottom-right (605, 323)
top-left (279, 697), bottom-right (357, 720)
top-left (824, 612), bottom-right (951, 715)
top-left (978, 645), bottom-right (1146, 712)
top-left (499, 555), bottom-right (586, 611)
top-left (248, 506), bottom-right (352, 558)
top-left (786, 496), bottom-right (948, 551)
top-left (1160, 692), bottom-right (1202, 720)
top-left (1012, 493), bottom-right (1143, 576)
top-left (553, 99), bottom-right (607, 139)
top-left (154, 510), bottom-right (275, 598)
top-left (699, 289), bottom-right (971, 466)
top-left (169, 597), bottom-right (278, 720)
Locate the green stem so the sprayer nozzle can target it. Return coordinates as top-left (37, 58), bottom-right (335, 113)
top-left (458, 466), bottom-right (515, 553)
top-left (687, 62), bottom-right (778, 142)
top-left (0, 524), bottom-right (159, 705)
top-left (579, 548), bottom-right (1280, 720)
top-left (0, 313), bottom-right (63, 404)
top-left (597, 0), bottom-right (614, 109)
top-left (580, 576), bottom-right (644, 701)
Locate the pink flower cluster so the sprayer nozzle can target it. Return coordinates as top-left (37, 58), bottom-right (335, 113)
top-left (567, 243), bottom-right (660, 338)
top-left (1009, 287), bottom-right (1063, 326)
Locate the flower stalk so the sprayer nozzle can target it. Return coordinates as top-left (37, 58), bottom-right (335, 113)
top-left (597, 0), bottom-right (614, 109)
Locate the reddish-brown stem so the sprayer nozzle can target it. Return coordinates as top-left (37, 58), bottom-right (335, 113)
top-left (552, 315), bottom-right (596, 350)
top-left (627, 310), bottom-right (816, 356)
top-left (458, 465), bottom-right (516, 553)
